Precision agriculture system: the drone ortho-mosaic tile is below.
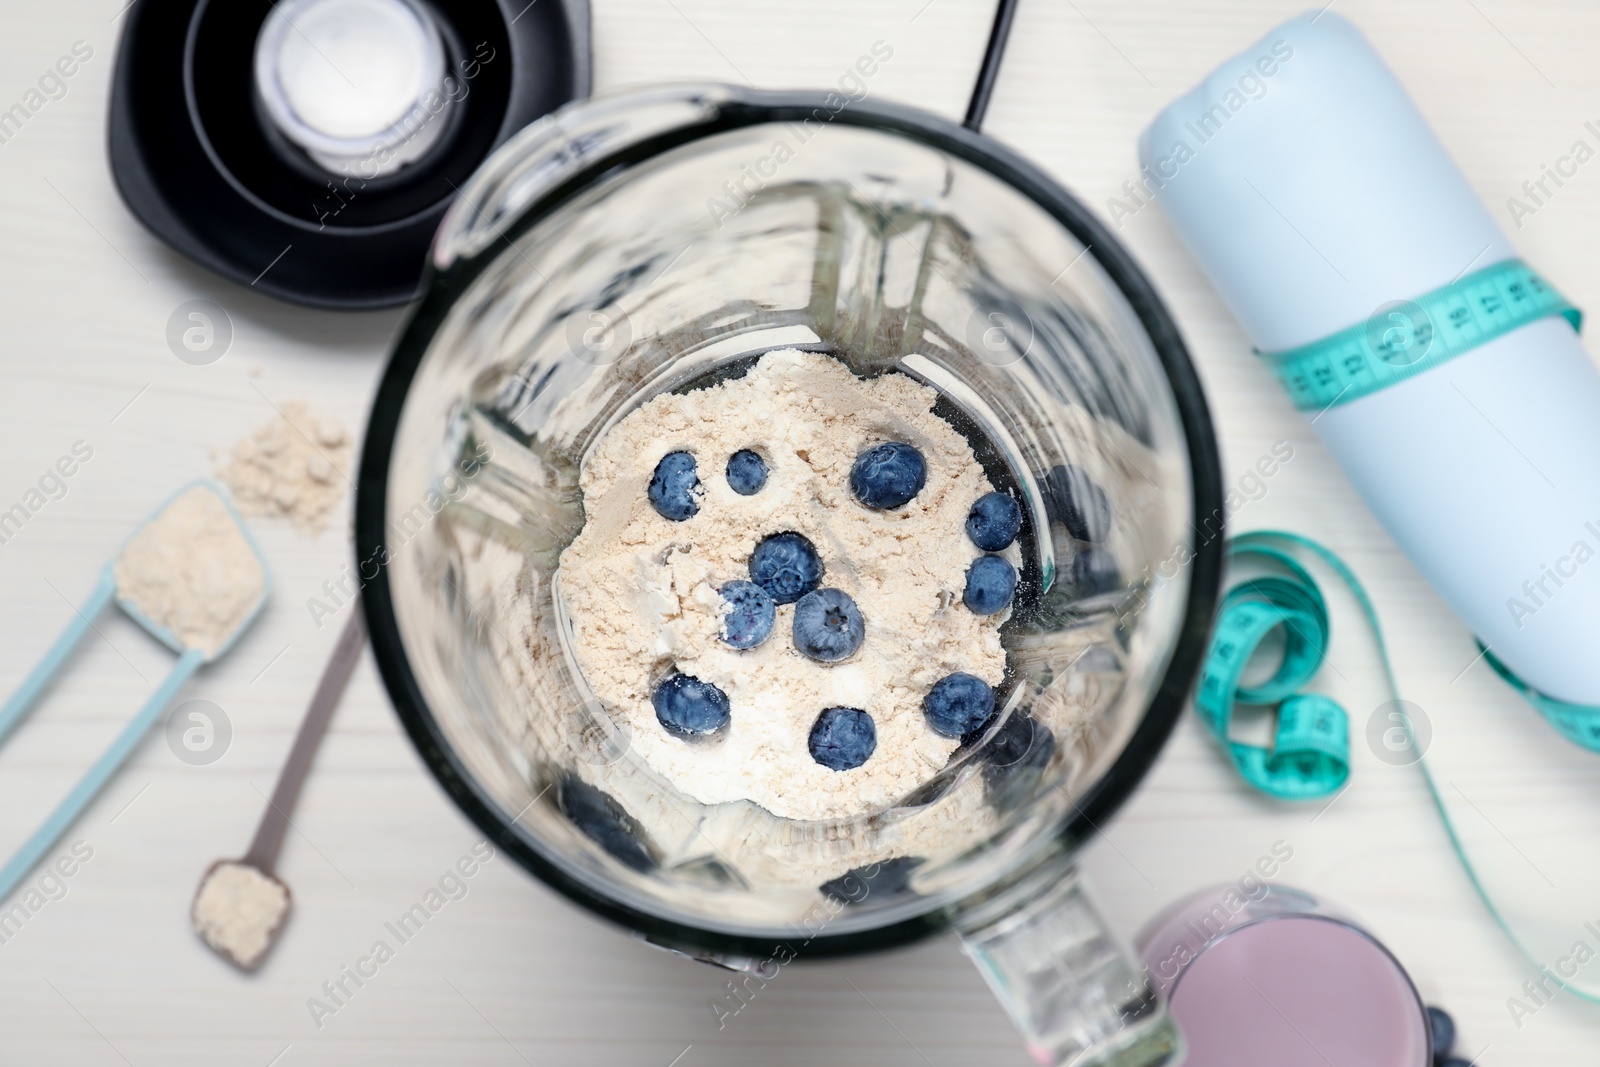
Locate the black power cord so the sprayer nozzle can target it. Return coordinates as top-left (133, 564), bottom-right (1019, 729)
top-left (964, 0), bottom-right (1021, 132)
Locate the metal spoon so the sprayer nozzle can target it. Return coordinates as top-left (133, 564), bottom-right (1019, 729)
top-left (192, 606), bottom-right (366, 970)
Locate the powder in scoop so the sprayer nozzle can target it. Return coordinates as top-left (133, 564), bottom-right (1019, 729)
top-left (219, 400), bottom-right (352, 534)
top-left (114, 485), bottom-right (265, 658)
top-left (192, 861), bottom-right (290, 969)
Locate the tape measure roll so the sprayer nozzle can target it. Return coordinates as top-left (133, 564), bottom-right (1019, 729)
top-left (1194, 552), bottom-right (1350, 799)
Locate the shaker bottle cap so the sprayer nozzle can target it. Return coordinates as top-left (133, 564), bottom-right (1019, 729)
top-left (1137, 12), bottom-right (1513, 353)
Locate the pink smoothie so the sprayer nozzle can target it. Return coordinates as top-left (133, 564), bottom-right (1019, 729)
top-left (1163, 915), bottom-right (1428, 1067)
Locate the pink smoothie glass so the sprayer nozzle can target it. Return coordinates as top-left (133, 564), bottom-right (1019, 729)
top-left (1136, 884), bottom-right (1431, 1066)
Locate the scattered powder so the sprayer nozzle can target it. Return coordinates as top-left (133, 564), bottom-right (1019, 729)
top-left (555, 350), bottom-right (1014, 821)
top-left (219, 400), bottom-right (352, 534)
top-left (113, 484), bottom-right (265, 658)
top-left (191, 861), bottom-right (291, 969)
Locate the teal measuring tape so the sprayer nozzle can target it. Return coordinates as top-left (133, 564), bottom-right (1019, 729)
top-left (1194, 547), bottom-right (1350, 799)
top-left (1198, 530), bottom-right (1600, 1004)
top-left (1482, 644), bottom-right (1600, 752)
top-left (1198, 531), bottom-right (1600, 798)
top-left (1259, 259), bottom-right (1582, 411)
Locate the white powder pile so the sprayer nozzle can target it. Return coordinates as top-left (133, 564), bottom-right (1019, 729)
top-left (114, 485), bottom-right (265, 658)
top-left (191, 861), bottom-right (291, 969)
top-left (556, 350), bottom-right (1014, 821)
top-left (218, 401), bottom-right (352, 534)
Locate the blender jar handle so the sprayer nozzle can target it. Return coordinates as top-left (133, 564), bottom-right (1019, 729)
top-left (955, 855), bottom-right (1182, 1067)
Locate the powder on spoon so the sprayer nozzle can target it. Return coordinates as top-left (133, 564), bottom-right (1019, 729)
top-left (192, 861), bottom-right (291, 969)
top-left (113, 484), bottom-right (265, 658)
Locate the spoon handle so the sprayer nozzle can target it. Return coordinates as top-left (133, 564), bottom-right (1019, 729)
top-left (0, 569), bottom-right (115, 746)
top-left (0, 646), bottom-right (204, 902)
top-left (244, 606), bottom-right (365, 872)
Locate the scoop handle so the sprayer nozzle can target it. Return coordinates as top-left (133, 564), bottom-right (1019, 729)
top-left (0, 569), bottom-right (115, 745)
top-left (244, 607), bottom-right (365, 872)
top-left (0, 646), bottom-right (204, 902)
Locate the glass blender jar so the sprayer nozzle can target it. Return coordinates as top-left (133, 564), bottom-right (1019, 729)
top-left (356, 84), bottom-right (1223, 1066)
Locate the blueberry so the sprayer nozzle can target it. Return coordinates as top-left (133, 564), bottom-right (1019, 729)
top-left (923, 672), bottom-right (996, 737)
top-left (1067, 545), bottom-right (1121, 598)
top-left (726, 450), bottom-right (768, 495)
top-left (718, 580), bottom-right (775, 649)
top-left (649, 451), bottom-right (701, 521)
top-left (808, 706), bottom-right (877, 770)
top-left (966, 492), bottom-right (1022, 551)
top-left (652, 674), bottom-right (731, 736)
top-left (557, 776), bottom-right (654, 872)
top-left (963, 555), bottom-right (1017, 615)
top-left (850, 442), bottom-right (927, 509)
top-left (1427, 1006), bottom-right (1455, 1059)
top-left (820, 856), bottom-right (923, 905)
top-left (1042, 464), bottom-right (1111, 542)
top-left (749, 532), bottom-right (822, 604)
top-left (792, 587), bottom-right (865, 662)
top-left (981, 713), bottom-right (1054, 814)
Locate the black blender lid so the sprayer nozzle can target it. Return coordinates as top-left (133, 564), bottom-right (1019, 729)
top-left (108, 0), bottom-right (591, 310)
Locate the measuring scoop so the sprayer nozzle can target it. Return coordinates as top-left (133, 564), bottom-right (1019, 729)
top-left (193, 605), bottom-right (365, 970)
top-left (0, 480), bottom-right (269, 901)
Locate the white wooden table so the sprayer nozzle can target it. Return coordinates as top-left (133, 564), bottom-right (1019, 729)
top-left (1, 1), bottom-right (1596, 1063)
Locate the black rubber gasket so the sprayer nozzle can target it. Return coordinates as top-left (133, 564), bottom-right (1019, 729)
top-left (358, 90), bottom-right (1225, 960)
